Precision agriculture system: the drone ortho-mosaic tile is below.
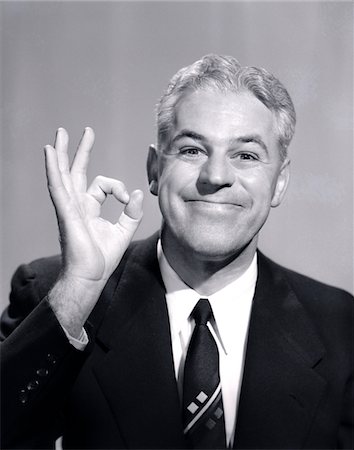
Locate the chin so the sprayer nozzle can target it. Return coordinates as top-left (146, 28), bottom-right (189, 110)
top-left (180, 232), bottom-right (248, 261)
top-left (162, 221), bottom-right (257, 261)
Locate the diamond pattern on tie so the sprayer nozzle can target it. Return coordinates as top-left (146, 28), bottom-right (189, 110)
top-left (214, 407), bottom-right (223, 419)
top-left (188, 402), bottom-right (199, 414)
top-left (206, 419), bottom-right (216, 430)
top-left (182, 299), bottom-right (226, 449)
top-left (196, 391), bottom-right (208, 403)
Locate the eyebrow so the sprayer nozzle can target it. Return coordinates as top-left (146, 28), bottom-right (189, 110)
top-left (232, 134), bottom-right (269, 153)
top-left (171, 129), bottom-right (268, 153)
top-left (171, 130), bottom-right (205, 144)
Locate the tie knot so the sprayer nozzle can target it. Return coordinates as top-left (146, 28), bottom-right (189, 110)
top-left (192, 298), bottom-right (213, 326)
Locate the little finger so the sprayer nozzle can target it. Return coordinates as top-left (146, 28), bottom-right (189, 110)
top-left (54, 127), bottom-right (73, 194)
top-left (71, 127), bottom-right (95, 192)
top-left (44, 145), bottom-right (70, 214)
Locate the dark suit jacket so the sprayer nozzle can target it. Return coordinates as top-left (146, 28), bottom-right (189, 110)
top-left (1, 233), bottom-right (353, 449)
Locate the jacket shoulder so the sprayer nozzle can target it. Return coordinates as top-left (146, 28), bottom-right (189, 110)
top-left (12, 255), bottom-right (62, 301)
top-left (1, 255), bottom-right (62, 339)
top-left (263, 253), bottom-right (353, 301)
top-left (259, 252), bottom-right (353, 335)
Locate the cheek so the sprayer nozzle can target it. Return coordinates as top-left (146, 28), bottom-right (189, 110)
top-left (157, 171), bottom-right (185, 216)
top-left (158, 160), bottom-right (198, 197)
top-left (239, 168), bottom-right (278, 203)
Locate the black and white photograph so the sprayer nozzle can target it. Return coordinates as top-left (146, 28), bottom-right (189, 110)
top-left (1, 1), bottom-right (353, 449)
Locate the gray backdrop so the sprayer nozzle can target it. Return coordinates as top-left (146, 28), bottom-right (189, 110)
top-left (1, 1), bottom-right (353, 310)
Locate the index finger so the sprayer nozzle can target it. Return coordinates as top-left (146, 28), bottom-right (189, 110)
top-left (71, 127), bottom-right (95, 192)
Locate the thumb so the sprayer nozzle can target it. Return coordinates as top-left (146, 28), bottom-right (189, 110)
top-left (117, 189), bottom-right (144, 231)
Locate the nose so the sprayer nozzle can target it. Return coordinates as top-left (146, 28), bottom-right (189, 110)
top-left (197, 155), bottom-right (235, 191)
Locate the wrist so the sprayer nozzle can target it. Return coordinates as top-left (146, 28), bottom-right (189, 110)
top-left (48, 274), bottom-right (106, 338)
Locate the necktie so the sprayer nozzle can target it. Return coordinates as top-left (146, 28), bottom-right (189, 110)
top-left (182, 299), bottom-right (226, 449)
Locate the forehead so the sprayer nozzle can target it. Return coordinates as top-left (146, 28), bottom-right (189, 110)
top-left (172, 89), bottom-right (277, 145)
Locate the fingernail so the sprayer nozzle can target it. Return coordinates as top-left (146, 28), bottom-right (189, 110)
top-left (134, 189), bottom-right (143, 197)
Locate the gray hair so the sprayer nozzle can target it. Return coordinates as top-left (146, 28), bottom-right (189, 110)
top-left (157, 54), bottom-right (296, 160)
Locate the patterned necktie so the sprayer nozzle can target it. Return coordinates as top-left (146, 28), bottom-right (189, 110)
top-left (182, 299), bottom-right (226, 449)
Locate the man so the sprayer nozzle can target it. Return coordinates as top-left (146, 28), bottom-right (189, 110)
top-left (1, 55), bottom-right (353, 449)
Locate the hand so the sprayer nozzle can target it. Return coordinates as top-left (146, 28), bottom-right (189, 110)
top-left (44, 127), bottom-right (143, 287)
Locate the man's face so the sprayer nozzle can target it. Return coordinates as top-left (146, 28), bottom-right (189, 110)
top-left (148, 89), bottom-right (289, 260)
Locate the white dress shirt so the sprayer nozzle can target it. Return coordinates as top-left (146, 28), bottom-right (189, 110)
top-left (158, 240), bottom-right (257, 447)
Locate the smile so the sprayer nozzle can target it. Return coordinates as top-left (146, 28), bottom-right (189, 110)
top-left (186, 200), bottom-right (242, 211)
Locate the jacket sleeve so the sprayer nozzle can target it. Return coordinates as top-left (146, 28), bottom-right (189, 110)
top-left (1, 261), bottom-right (92, 449)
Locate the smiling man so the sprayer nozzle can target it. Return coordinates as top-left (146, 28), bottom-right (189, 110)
top-left (148, 89), bottom-right (289, 290)
top-left (1, 55), bottom-right (353, 449)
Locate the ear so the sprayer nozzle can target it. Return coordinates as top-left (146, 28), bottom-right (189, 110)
top-left (147, 144), bottom-right (159, 196)
top-left (271, 159), bottom-right (290, 207)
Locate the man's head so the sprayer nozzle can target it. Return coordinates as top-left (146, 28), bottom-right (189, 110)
top-left (157, 54), bottom-right (296, 161)
top-left (147, 55), bottom-right (296, 263)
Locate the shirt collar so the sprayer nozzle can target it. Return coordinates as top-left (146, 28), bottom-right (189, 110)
top-left (157, 240), bottom-right (258, 353)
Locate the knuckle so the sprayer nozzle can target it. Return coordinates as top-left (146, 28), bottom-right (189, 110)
top-left (114, 179), bottom-right (124, 189)
top-left (94, 175), bottom-right (105, 184)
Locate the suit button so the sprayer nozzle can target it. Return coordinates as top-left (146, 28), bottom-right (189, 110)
top-left (36, 368), bottom-right (49, 377)
top-left (19, 389), bottom-right (28, 404)
top-left (47, 353), bottom-right (57, 365)
top-left (27, 380), bottom-right (39, 391)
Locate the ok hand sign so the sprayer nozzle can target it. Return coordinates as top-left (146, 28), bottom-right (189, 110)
top-left (44, 127), bottom-right (143, 335)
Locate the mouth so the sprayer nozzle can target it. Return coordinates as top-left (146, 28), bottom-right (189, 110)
top-left (186, 200), bottom-right (242, 210)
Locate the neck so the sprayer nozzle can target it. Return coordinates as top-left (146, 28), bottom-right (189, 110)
top-left (161, 231), bottom-right (258, 296)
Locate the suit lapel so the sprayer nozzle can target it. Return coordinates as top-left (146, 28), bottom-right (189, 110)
top-left (234, 252), bottom-right (327, 449)
top-left (91, 234), bottom-right (186, 449)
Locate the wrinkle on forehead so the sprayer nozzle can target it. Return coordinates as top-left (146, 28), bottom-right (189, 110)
top-left (171, 89), bottom-right (278, 151)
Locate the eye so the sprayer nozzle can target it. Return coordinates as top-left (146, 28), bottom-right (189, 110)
top-left (179, 147), bottom-right (205, 158)
top-left (240, 153), bottom-right (257, 160)
top-left (232, 152), bottom-right (259, 161)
